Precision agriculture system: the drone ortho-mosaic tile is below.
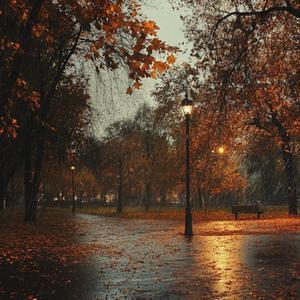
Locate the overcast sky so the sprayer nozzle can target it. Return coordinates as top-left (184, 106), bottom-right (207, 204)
top-left (142, 1), bottom-right (189, 61)
top-left (91, 1), bottom-right (190, 137)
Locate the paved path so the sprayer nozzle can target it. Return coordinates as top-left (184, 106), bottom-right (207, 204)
top-left (2, 213), bottom-right (300, 299)
top-left (70, 214), bottom-right (300, 299)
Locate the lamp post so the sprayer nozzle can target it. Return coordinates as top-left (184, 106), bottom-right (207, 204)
top-left (181, 92), bottom-right (194, 237)
top-left (71, 165), bottom-right (75, 214)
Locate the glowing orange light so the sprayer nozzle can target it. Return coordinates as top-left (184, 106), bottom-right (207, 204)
top-left (218, 146), bottom-right (225, 154)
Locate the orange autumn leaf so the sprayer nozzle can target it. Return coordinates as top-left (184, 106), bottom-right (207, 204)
top-left (126, 87), bottom-right (133, 95)
top-left (143, 20), bottom-right (159, 35)
top-left (151, 70), bottom-right (157, 78)
top-left (133, 81), bottom-right (142, 89)
top-left (151, 38), bottom-right (165, 49)
top-left (130, 60), bottom-right (141, 71)
top-left (167, 54), bottom-right (176, 64)
top-left (152, 61), bottom-right (169, 74)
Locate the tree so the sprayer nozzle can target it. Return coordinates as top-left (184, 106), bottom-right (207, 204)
top-left (178, 0), bottom-right (300, 214)
top-left (103, 120), bottom-right (137, 213)
top-left (153, 64), bottom-right (246, 208)
top-left (78, 137), bottom-right (107, 199)
top-left (133, 104), bottom-right (166, 209)
top-left (0, 0), bottom-right (177, 134)
top-left (243, 135), bottom-right (287, 205)
top-left (190, 111), bottom-right (246, 208)
top-left (0, 0), bottom-right (176, 220)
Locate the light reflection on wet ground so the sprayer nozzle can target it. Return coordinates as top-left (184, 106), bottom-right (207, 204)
top-left (73, 214), bottom-right (300, 299)
top-left (2, 213), bottom-right (300, 299)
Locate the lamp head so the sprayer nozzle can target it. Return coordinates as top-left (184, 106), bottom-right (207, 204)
top-left (181, 92), bottom-right (193, 116)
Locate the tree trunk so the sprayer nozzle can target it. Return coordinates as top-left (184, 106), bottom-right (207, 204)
top-left (281, 148), bottom-right (297, 215)
top-left (117, 185), bottom-right (123, 213)
top-left (0, 181), bottom-right (7, 210)
top-left (197, 187), bottom-right (203, 209)
top-left (116, 167), bottom-right (123, 213)
top-left (79, 191), bottom-right (83, 208)
top-left (144, 183), bottom-right (151, 211)
top-left (271, 113), bottom-right (297, 215)
top-left (8, 173), bottom-right (15, 208)
top-left (23, 127), bottom-right (45, 222)
top-left (0, 156), bottom-right (18, 210)
top-left (24, 143), bottom-right (36, 221)
top-left (160, 189), bottom-right (166, 206)
top-left (24, 156), bottom-right (43, 221)
top-left (0, 160), bottom-right (10, 209)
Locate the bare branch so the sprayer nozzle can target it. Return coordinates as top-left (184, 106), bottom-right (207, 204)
top-left (212, 4), bottom-right (300, 35)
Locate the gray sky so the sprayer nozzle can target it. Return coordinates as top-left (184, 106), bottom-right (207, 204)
top-left (91, 1), bottom-right (190, 137)
top-left (142, 1), bottom-right (189, 61)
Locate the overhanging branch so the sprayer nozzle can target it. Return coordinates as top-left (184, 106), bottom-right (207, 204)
top-left (213, 3), bottom-right (300, 35)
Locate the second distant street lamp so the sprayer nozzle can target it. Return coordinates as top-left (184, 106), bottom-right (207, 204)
top-left (71, 165), bottom-right (75, 214)
top-left (181, 92), bottom-right (194, 237)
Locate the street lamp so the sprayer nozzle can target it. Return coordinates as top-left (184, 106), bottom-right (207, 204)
top-left (181, 92), bottom-right (194, 237)
top-left (71, 165), bottom-right (75, 214)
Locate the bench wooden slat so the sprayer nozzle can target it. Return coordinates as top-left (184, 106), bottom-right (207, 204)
top-left (231, 204), bottom-right (264, 220)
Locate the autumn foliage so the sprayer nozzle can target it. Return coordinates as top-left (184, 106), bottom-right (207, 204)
top-left (166, 0), bottom-right (300, 214)
top-left (0, 0), bottom-right (176, 220)
top-left (0, 0), bottom-right (176, 135)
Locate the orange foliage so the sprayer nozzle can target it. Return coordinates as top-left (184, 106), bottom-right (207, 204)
top-left (0, 211), bottom-right (112, 266)
top-left (0, 0), bottom-right (178, 137)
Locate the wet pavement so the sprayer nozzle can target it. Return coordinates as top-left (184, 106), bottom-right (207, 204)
top-left (2, 213), bottom-right (300, 299)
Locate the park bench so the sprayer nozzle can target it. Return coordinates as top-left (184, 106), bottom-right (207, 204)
top-left (231, 204), bottom-right (264, 220)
